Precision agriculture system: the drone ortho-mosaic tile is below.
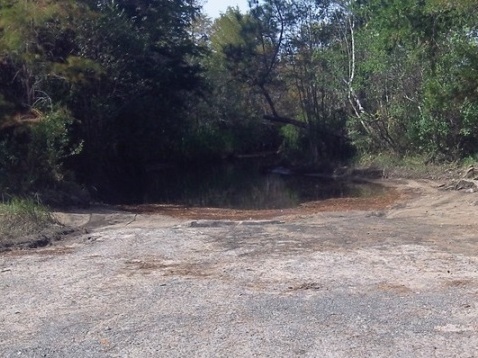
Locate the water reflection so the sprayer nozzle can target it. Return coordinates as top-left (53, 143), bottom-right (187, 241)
top-left (139, 163), bottom-right (387, 210)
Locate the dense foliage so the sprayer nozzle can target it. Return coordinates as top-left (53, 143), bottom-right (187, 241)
top-left (0, 0), bottom-right (477, 199)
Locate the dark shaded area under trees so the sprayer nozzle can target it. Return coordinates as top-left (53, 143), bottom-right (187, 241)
top-left (0, 0), bottom-right (477, 204)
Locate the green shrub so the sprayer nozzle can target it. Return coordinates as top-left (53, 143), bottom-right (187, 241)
top-left (0, 107), bottom-right (81, 193)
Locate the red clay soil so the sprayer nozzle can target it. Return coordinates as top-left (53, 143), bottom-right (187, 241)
top-left (120, 187), bottom-right (404, 220)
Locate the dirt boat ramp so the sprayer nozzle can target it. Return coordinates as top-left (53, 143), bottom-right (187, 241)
top-left (1, 179), bottom-right (478, 357)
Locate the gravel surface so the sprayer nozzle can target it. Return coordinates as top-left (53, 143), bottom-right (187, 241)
top-left (1, 180), bottom-right (478, 357)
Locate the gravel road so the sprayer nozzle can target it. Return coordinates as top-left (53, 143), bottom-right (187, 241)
top-left (1, 180), bottom-right (478, 357)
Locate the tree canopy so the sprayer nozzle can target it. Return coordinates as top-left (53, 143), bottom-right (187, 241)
top-left (1, 0), bottom-right (477, 199)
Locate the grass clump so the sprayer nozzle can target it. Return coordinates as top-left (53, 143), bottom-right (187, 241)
top-left (354, 152), bottom-right (463, 180)
top-left (0, 197), bottom-right (56, 240)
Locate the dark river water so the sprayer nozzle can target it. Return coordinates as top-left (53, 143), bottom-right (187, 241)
top-left (107, 162), bottom-right (387, 209)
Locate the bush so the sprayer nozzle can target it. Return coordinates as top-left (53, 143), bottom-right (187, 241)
top-left (0, 107), bottom-right (81, 193)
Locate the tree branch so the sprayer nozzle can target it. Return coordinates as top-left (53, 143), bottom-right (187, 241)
top-left (263, 114), bottom-right (307, 128)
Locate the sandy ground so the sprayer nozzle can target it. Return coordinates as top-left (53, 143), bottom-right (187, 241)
top-left (1, 179), bottom-right (478, 357)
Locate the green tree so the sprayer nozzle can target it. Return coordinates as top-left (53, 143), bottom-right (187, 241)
top-left (348, 0), bottom-right (478, 159)
top-left (215, 1), bottom-right (352, 163)
top-left (185, 8), bottom-right (281, 158)
top-left (0, 0), bottom-right (87, 192)
top-left (68, 0), bottom-right (205, 185)
top-left (0, 0), bottom-right (206, 196)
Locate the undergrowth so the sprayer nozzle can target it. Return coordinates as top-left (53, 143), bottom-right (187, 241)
top-left (0, 197), bottom-right (56, 239)
top-left (354, 153), bottom-right (476, 180)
